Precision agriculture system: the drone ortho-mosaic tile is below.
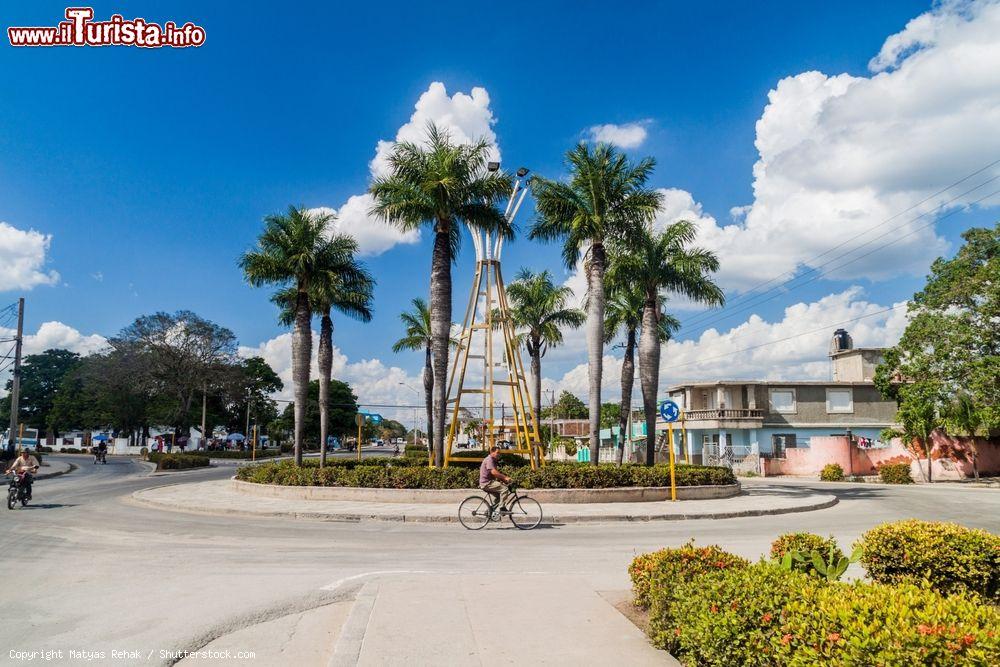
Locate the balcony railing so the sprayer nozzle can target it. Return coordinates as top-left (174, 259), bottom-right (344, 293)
top-left (684, 408), bottom-right (764, 421)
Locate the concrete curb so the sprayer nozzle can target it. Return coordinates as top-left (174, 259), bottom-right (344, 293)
top-left (126, 486), bottom-right (838, 524)
top-left (230, 478), bottom-right (742, 504)
top-left (35, 461), bottom-right (75, 480)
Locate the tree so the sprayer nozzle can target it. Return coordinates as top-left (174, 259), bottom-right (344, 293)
top-left (272, 235), bottom-right (374, 466)
top-left (608, 222), bottom-right (723, 465)
top-left (370, 123), bottom-right (512, 467)
top-left (0, 349), bottom-right (81, 438)
top-left (275, 379), bottom-right (359, 446)
top-left (530, 142), bottom-right (662, 464)
top-left (542, 391), bottom-right (588, 420)
top-left (875, 223), bottom-right (1000, 482)
top-left (945, 393), bottom-right (982, 480)
top-left (503, 269), bottom-right (584, 458)
top-left (241, 206), bottom-right (341, 465)
top-left (391, 298), bottom-right (435, 456)
top-left (602, 283), bottom-right (678, 464)
top-left (217, 357), bottom-right (283, 437)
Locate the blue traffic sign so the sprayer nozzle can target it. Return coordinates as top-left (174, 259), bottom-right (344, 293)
top-left (659, 400), bottom-right (680, 422)
top-left (359, 411), bottom-right (383, 424)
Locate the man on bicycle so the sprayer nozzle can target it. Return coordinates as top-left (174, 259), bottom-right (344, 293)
top-left (6, 449), bottom-right (40, 500)
top-left (479, 445), bottom-right (512, 508)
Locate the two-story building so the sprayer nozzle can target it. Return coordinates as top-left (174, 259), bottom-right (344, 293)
top-left (665, 330), bottom-right (898, 464)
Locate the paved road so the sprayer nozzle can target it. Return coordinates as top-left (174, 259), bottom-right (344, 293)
top-left (2, 456), bottom-right (997, 666)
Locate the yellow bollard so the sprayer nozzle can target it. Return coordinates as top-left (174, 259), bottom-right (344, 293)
top-left (668, 423), bottom-right (677, 502)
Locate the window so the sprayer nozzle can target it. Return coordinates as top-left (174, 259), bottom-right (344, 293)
top-left (771, 434), bottom-right (797, 457)
top-left (769, 388), bottom-right (796, 413)
top-left (826, 388), bottom-right (854, 413)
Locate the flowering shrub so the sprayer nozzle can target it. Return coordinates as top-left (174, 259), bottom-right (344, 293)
top-left (857, 520), bottom-right (1000, 602)
top-left (878, 462), bottom-right (914, 484)
top-left (819, 463), bottom-right (844, 481)
top-left (770, 533), bottom-right (844, 577)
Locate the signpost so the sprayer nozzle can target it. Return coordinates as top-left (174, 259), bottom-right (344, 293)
top-left (659, 400), bottom-right (680, 501)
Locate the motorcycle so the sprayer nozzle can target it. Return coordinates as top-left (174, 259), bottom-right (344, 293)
top-left (93, 447), bottom-right (107, 464)
top-left (7, 471), bottom-right (30, 509)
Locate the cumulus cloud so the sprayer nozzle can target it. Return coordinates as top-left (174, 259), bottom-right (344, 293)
top-left (587, 122), bottom-right (648, 148)
top-left (546, 287), bottom-right (909, 401)
top-left (317, 82), bottom-right (501, 257)
top-left (670, 1), bottom-right (1000, 289)
top-left (0, 321), bottom-right (109, 394)
top-left (0, 222), bottom-right (59, 291)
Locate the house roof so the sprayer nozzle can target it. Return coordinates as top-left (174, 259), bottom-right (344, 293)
top-left (666, 380), bottom-right (877, 391)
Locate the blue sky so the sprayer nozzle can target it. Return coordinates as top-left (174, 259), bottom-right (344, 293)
top-left (1, 0), bottom-right (998, 409)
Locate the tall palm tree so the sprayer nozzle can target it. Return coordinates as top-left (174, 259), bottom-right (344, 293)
top-left (504, 269), bottom-right (585, 459)
top-left (272, 234), bottom-right (374, 467)
top-left (391, 298), bottom-right (434, 452)
top-left (530, 143), bottom-right (662, 464)
top-left (603, 282), bottom-right (679, 464)
top-left (370, 123), bottom-right (512, 467)
top-left (240, 206), bottom-right (343, 465)
top-left (609, 221), bottom-right (724, 465)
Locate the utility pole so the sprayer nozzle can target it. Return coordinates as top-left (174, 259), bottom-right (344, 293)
top-left (7, 298), bottom-right (24, 456)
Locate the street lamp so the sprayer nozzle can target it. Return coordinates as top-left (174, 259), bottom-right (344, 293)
top-left (399, 382), bottom-right (420, 449)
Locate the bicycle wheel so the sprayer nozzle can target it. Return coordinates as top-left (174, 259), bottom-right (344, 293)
top-left (508, 495), bottom-right (542, 530)
top-left (458, 496), bottom-right (492, 530)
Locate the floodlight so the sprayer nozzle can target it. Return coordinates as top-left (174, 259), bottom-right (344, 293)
top-left (487, 161), bottom-right (500, 172)
top-left (516, 167), bottom-right (530, 177)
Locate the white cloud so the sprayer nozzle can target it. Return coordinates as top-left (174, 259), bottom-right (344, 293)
top-left (315, 82), bottom-right (502, 257)
top-left (0, 321), bottom-right (109, 394)
top-left (546, 287), bottom-right (909, 401)
top-left (587, 122), bottom-right (648, 149)
top-left (0, 221), bottom-right (59, 291)
top-left (667, 1), bottom-right (1000, 289)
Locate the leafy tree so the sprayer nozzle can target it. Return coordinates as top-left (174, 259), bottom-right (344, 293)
top-left (216, 356), bottom-right (283, 436)
top-left (370, 123), bottom-right (512, 467)
top-left (272, 235), bottom-right (374, 466)
top-left (241, 206), bottom-right (344, 465)
top-left (391, 298), bottom-right (435, 456)
top-left (875, 223), bottom-right (999, 482)
top-left (608, 221), bottom-right (723, 465)
top-left (541, 391), bottom-right (588, 420)
top-left (599, 402), bottom-right (621, 429)
top-left (275, 379), bottom-right (359, 447)
top-left (0, 349), bottom-right (81, 438)
top-left (530, 142), bottom-right (662, 464)
top-left (503, 268), bottom-right (584, 458)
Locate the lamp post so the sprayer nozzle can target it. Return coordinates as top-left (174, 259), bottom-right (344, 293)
top-left (399, 382), bottom-right (420, 451)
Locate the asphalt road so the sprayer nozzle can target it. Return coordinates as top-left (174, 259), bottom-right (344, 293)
top-left (2, 455), bottom-right (997, 666)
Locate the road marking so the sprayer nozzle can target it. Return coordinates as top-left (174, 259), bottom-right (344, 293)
top-left (320, 570), bottom-right (432, 592)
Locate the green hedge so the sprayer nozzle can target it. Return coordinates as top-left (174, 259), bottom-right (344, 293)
top-left (879, 462), bottom-right (914, 484)
top-left (191, 449), bottom-right (281, 460)
top-left (770, 533), bottom-right (844, 577)
top-left (148, 452), bottom-right (211, 471)
top-left (857, 520), bottom-right (1000, 602)
top-left (234, 460), bottom-right (736, 489)
top-left (819, 463), bottom-right (844, 481)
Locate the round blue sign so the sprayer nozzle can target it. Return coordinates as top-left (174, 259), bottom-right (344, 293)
top-left (659, 400), bottom-right (680, 422)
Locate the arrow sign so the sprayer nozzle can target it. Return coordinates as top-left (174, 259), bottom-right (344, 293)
top-left (659, 400), bottom-right (680, 423)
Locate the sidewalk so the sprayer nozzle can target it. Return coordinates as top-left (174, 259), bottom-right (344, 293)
top-left (130, 479), bottom-right (837, 523)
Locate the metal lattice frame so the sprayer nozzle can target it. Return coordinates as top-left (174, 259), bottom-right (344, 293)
top-left (443, 173), bottom-right (543, 468)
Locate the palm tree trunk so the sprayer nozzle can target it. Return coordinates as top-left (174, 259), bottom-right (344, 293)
top-left (618, 328), bottom-right (636, 465)
top-left (318, 312), bottom-right (333, 468)
top-left (429, 226), bottom-right (452, 468)
top-left (639, 294), bottom-right (660, 466)
top-left (586, 243), bottom-right (607, 465)
top-left (423, 343), bottom-right (434, 458)
top-left (529, 338), bottom-right (542, 467)
top-left (291, 286), bottom-right (312, 466)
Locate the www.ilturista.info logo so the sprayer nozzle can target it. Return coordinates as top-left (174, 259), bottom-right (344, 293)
top-left (8, 7), bottom-right (205, 48)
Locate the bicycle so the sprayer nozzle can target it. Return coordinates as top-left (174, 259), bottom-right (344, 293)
top-left (458, 483), bottom-right (543, 530)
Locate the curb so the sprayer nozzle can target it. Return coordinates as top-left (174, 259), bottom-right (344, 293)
top-left (35, 462), bottom-right (76, 480)
top-left (126, 488), bottom-right (838, 524)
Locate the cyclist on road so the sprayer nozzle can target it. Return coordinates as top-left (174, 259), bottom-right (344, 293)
top-left (5, 449), bottom-right (40, 500)
top-left (479, 445), bottom-right (512, 508)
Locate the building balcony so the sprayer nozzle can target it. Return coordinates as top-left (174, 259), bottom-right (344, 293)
top-left (682, 408), bottom-right (764, 429)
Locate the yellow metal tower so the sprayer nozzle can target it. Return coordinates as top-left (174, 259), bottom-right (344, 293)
top-left (443, 167), bottom-right (543, 468)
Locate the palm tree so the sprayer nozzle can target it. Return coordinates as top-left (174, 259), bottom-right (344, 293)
top-left (240, 206), bottom-right (342, 465)
top-left (609, 221), bottom-right (724, 465)
top-left (370, 123), bottom-right (512, 467)
top-left (603, 281), bottom-right (679, 464)
top-left (504, 269), bottom-right (585, 459)
top-left (272, 234), bottom-right (374, 467)
top-left (530, 143), bottom-right (662, 464)
top-left (391, 298), bottom-right (434, 453)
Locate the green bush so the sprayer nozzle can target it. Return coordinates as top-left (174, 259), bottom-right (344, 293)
top-left (671, 562), bottom-right (809, 664)
top-left (878, 462), bottom-right (913, 484)
top-left (819, 463), bottom-right (844, 481)
top-left (196, 449), bottom-right (280, 460)
top-left (857, 520), bottom-right (1000, 602)
top-left (770, 533), bottom-right (844, 576)
top-left (148, 453), bottom-right (210, 471)
top-left (404, 444), bottom-right (427, 454)
top-left (773, 580), bottom-right (1000, 665)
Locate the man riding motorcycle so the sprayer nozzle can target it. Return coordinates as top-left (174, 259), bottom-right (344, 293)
top-left (94, 440), bottom-right (108, 464)
top-left (6, 449), bottom-right (40, 501)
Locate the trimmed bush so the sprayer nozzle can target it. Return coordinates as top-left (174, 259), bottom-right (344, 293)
top-left (878, 462), bottom-right (913, 484)
top-left (770, 533), bottom-right (844, 576)
top-left (195, 449), bottom-right (280, 460)
top-left (857, 520), bottom-right (1000, 602)
top-left (634, 544), bottom-right (749, 653)
top-left (671, 562), bottom-right (809, 664)
top-left (148, 452), bottom-right (210, 471)
top-left (819, 463), bottom-right (844, 482)
top-left (773, 580), bottom-right (1000, 665)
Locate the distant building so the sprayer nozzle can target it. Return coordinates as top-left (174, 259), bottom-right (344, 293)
top-left (666, 330), bottom-right (897, 464)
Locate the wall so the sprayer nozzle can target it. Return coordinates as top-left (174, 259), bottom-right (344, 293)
top-left (762, 384), bottom-right (896, 426)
